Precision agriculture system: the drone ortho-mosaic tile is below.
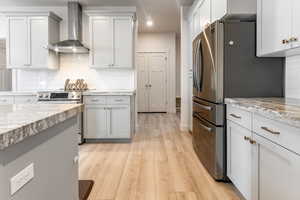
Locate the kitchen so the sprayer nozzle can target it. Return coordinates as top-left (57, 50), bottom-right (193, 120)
top-left (0, 0), bottom-right (300, 200)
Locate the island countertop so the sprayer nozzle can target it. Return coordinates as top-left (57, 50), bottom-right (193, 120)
top-left (0, 104), bottom-right (83, 150)
top-left (225, 98), bottom-right (300, 128)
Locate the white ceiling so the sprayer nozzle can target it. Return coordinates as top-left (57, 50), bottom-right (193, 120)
top-left (0, 0), bottom-right (194, 33)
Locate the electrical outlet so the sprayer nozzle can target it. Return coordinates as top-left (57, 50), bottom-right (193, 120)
top-left (10, 163), bottom-right (34, 196)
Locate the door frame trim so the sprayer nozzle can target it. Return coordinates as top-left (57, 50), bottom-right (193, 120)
top-left (136, 50), bottom-right (175, 113)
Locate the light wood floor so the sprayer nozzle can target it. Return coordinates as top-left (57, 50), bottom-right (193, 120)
top-left (79, 114), bottom-right (242, 200)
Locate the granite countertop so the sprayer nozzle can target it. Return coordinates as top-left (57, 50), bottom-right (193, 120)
top-left (225, 98), bottom-right (300, 128)
top-left (0, 104), bottom-right (83, 150)
top-left (83, 89), bottom-right (136, 96)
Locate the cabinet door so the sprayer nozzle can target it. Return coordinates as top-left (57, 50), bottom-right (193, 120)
top-left (192, 8), bottom-right (201, 38)
top-left (89, 17), bottom-right (113, 68)
top-left (14, 96), bottom-right (37, 104)
top-left (113, 17), bottom-right (133, 68)
top-left (28, 17), bottom-right (48, 68)
top-left (259, 0), bottom-right (292, 55)
top-left (110, 106), bottom-right (131, 138)
top-left (227, 121), bottom-right (252, 200)
top-left (252, 133), bottom-right (300, 200)
top-left (7, 17), bottom-right (29, 68)
top-left (291, 0), bottom-right (300, 48)
top-left (84, 106), bottom-right (108, 139)
top-left (211, 0), bottom-right (227, 22)
top-left (199, 0), bottom-right (211, 31)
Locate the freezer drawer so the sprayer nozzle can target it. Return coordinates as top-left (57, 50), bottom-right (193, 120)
top-left (192, 114), bottom-right (226, 180)
top-left (193, 97), bottom-right (224, 126)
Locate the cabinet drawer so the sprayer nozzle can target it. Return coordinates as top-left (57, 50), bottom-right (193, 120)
top-left (84, 96), bottom-right (106, 105)
top-left (14, 96), bottom-right (37, 104)
top-left (227, 105), bottom-right (252, 130)
top-left (253, 114), bottom-right (300, 155)
top-left (0, 96), bottom-right (14, 104)
top-left (107, 96), bottom-right (130, 105)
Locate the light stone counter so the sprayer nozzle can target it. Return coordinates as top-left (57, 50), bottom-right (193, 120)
top-left (0, 104), bottom-right (83, 150)
top-left (83, 89), bottom-right (136, 96)
top-left (225, 98), bottom-right (300, 128)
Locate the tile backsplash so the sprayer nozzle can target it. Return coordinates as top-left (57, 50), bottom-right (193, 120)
top-left (13, 54), bottom-right (135, 91)
top-left (286, 55), bottom-right (300, 99)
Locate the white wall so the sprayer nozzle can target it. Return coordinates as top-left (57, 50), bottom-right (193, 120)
top-left (0, 6), bottom-right (135, 91)
top-left (286, 55), bottom-right (300, 99)
top-left (180, 6), bottom-right (192, 131)
top-left (137, 32), bottom-right (177, 113)
top-left (176, 35), bottom-right (181, 97)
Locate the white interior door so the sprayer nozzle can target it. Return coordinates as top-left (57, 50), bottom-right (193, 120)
top-left (137, 52), bottom-right (167, 113)
top-left (148, 53), bottom-right (167, 112)
top-left (137, 54), bottom-right (149, 112)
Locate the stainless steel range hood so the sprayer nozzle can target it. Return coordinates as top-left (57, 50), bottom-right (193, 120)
top-left (50, 1), bottom-right (89, 54)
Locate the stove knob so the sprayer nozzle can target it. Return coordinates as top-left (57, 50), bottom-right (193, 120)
top-left (39, 94), bottom-right (43, 98)
top-left (44, 95), bottom-right (49, 98)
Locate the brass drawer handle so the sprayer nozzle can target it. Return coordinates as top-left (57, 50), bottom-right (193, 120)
top-left (249, 139), bottom-right (256, 145)
top-left (230, 114), bottom-right (242, 119)
top-left (244, 136), bottom-right (251, 141)
top-left (261, 126), bottom-right (280, 135)
top-left (282, 39), bottom-right (289, 44)
top-left (290, 37), bottom-right (298, 42)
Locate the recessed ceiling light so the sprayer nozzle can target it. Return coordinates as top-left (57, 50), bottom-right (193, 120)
top-left (146, 20), bottom-right (153, 27)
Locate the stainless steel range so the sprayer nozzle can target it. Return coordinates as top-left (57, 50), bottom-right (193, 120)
top-left (37, 91), bottom-right (84, 144)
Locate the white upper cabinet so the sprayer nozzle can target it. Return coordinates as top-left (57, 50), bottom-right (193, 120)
top-left (190, 0), bottom-right (256, 38)
top-left (257, 0), bottom-right (300, 56)
top-left (113, 17), bottom-right (133, 68)
top-left (86, 11), bottom-right (135, 69)
top-left (199, 0), bottom-right (211, 31)
top-left (89, 17), bottom-right (113, 68)
top-left (5, 12), bottom-right (61, 69)
top-left (291, 0), bottom-right (300, 49)
top-left (257, 0), bottom-right (292, 56)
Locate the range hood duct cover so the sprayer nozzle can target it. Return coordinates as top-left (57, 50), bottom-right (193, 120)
top-left (51, 1), bottom-right (89, 54)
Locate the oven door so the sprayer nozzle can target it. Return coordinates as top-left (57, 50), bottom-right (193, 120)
top-left (193, 21), bottom-right (224, 103)
top-left (192, 114), bottom-right (226, 180)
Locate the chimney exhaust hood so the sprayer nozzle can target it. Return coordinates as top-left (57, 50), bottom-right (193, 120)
top-left (49, 1), bottom-right (89, 54)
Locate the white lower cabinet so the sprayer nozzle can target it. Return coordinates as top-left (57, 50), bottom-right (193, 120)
top-left (226, 104), bottom-right (300, 200)
top-left (227, 120), bottom-right (252, 200)
top-left (0, 95), bottom-right (37, 104)
top-left (252, 133), bottom-right (300, 200)
top-left (84, 106), bottom-right (108, 139)
top-left (84, 95), bottom-right (132, 140)
top-left (110, 107), bottom-right (131, 138)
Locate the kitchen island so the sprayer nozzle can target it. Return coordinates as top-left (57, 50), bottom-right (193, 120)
top-left (0, 104), bottom-right (83, 200)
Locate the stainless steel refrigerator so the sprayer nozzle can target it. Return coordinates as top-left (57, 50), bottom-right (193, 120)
top-left (192, 20), bottom-right (284, 181)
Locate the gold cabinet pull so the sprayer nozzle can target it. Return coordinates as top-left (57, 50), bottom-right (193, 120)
top-left (230, 114), bottom-right (242, 119)
top-left (290, 37), bottom-right (298, 42)
top-left (244, 136), bottom-right (250, 141)
top-left (249, 139), bottom-right (256, 145)
top-left (282, 39), bottom-right (289, 44)
top-left (261, 126), bottom-right (280, 135)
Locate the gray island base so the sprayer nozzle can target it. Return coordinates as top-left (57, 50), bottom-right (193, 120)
top-left (0, 104), bottom-right (83, 200)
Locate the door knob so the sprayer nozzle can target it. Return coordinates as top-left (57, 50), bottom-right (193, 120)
top-left (148, 84), bottom-right (152, 87)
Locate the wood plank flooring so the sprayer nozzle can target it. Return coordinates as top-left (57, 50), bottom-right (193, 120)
top-left (79, 114), bottom-right (242, 200)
